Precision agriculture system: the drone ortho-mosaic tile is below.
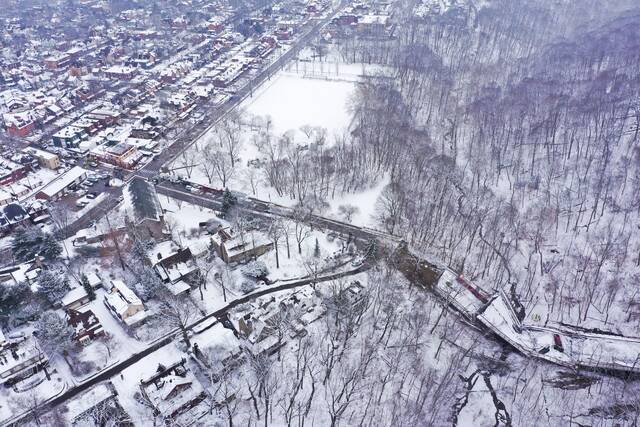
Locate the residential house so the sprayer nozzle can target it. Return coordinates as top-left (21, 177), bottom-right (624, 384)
top-left (0, 157), bottom-right (28, 186)
top-left (150, 245), bottom-right (199, 296)
top-left (65, 382), bottom-right (132, 426)
top-left (0, 202), bottom-right (30, 234)
top-left (86, 108), bottom-right (120, 128)
top-left (61, 287), bottom-right (91, 310)
top-left (103, 280), bottom-right (147, 326)
top-left (357, 14), bottom-right (390, 35)
top-left (234, 287), bottom-right (325, 355)
top-left (85, 272), bottom-right (103, 289)
top-left (66, 309), bottom-right (104, 345)
top-left (139, 359), bottom-right (209, 424)
top-left (22, 147), bottom-right (60, 169)
top-left (3, 111), bottom-right (36, 137)
top-left (0, 258), bottom-right (41, 288)
top-left (53, 125), bottom-right (86, 148)
top-left (210, 226), bottom-right (272, 263)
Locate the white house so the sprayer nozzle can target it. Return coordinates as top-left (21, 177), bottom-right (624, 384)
top-left (103, 280), bottom-right (147, 326)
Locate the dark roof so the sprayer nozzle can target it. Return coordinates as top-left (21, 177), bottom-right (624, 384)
top-left (2, 203), bottom-right (27, 222)
top-left (67, 308), bottom-right (101, 329)
top-left (128, 177), bottom-right (161, 222)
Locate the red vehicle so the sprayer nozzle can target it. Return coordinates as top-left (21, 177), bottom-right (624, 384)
top-left (553, 334), bottom-right (564, 352)
top-left (456, 275), bottom-right (489, 304)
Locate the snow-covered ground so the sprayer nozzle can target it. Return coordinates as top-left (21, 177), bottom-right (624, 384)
top-left (0, 370), bottom-right (66, 424)
top-left (242, 69), bottom-right (355, 144)
top-left (170, 57), bottom-right (388, 229)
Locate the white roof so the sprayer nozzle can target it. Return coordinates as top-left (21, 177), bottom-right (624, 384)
top-left (105, 291), bottom-right (129, 317)
top-left (24, 147), bottom-right (58, 161)
top-left (110, 280), bottom-right (142, 305)
top-left (360, 14), bottom-right (389, 25)
top-left (165, 280), bottom-right (190, 296)
top-left (53, 125), bottom-right (83, 138)
top-left (86, 272), bottom-right (101, 287)
top-left (65, 382), bottom-right (115, 422)
top-left (143, 371), bottom-right (204, 417)
top-left (61, 286), bottom-right (89, 307)
top-left (0, 336), bottom-right (45, 383)
top-left (123, 309), bottom-right (148, 326)
top-left (38, 166), bottom-right (87, 198)
top-left (0, 190), bottom-right (11, 203)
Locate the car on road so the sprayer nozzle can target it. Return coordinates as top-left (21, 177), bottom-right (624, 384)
top-left (89, 162), bottom-right (98, 168)
top-left (86, 193), bottom-right (97, 199)
top-left (351, 257), bottom-right (365, 267)
top-left (76, 199), bottom-right (89, 208)
top-left (186, 185), bottom-right (200, 194)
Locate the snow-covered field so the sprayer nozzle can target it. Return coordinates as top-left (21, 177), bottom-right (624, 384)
top-left (242, 70), bottom-right (355, 144)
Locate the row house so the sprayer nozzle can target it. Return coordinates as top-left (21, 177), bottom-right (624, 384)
top-left (0, 157), bottom-right (28, 186)
top-left (44, 53), bottom-right (71, 70)
top-left (104, 65), bottom-right (137, 80)
top-left (23, 147), bottom-right (60, 169)
top-left (90, 142), bottom-right (142, 169)
top-left (3, 111), bottom-right (36, 138)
